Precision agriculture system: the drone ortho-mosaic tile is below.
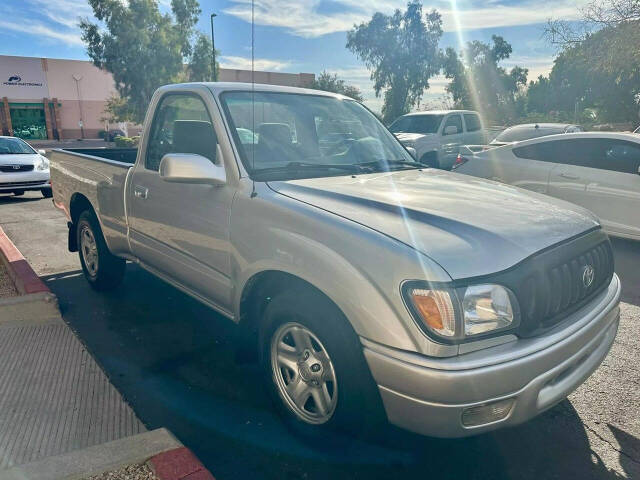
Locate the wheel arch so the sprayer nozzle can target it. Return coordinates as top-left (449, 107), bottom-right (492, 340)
top-left (68, 193), bottom-right (97, 252)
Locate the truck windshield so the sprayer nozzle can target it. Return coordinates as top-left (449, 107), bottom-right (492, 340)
top-left (0, 137), bottom-right (36, 154)
top-left (389, 115), bottom-right (443, 134)
top-left (220, 91), bottom-right (416, 180)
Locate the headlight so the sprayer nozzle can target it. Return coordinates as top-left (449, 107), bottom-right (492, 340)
top-left (36, 156), bottom-right (49, 171)
top-left (403, 282), bottom-right (518, 342)
top-left (462, 284), bottom-right (515, 335)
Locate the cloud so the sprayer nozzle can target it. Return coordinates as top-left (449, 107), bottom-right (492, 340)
top-left (219, 55), bottom-right (291, 71)
top-left (0, 19), bottom-right (84, 46)
top-left (224, 0), bottom-right (588, 38)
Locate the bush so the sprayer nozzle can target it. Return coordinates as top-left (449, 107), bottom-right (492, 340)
top-left (114, 136), bottom-right (140, 148)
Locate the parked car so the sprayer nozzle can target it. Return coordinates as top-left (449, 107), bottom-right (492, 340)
top-left (454, 132), bottom-right (640, 240)
top-left (389, 110), bottom-right (485, 169)
top-left (50, 83), bottom-right (620, 441)
top-left (490, 123), bottom-right (583, 146)
top-left (0, 136), bottom-right (51, 197)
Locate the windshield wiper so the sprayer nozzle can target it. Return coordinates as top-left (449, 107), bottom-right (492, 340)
top-left (358, 159), bottom-right (424, 170)
top-left (253, 161), bottom-right (370, 176)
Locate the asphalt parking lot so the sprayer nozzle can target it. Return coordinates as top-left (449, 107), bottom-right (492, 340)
top-left (1, 191), bottom-right (639, 480)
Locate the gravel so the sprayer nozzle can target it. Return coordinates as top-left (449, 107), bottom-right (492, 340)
top-left (85, 463), bottom-right (159, 480)
top-left (0, 261), bottom-right (18, 298)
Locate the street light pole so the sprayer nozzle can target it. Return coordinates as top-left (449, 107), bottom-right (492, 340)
top-left (72, 75), bottom-right (85, 139)
top-left (210, 13), bottom-right (217, 82)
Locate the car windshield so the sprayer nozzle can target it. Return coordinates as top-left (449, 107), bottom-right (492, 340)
top-left (389, 115), bottom-right (443, 134)
top-left (0, 137), bottom-right (35, 154)
top-left (220, 91), bottom-right (416, 180)
top-left (494, 126), bottom-right (566, 143)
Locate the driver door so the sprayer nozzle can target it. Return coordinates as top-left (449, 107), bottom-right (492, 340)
top-left (127, 89), bottom-right (235, 313)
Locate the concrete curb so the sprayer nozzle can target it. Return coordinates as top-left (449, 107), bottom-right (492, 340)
top-left (148, 447), bottom-right (215, 480)
top-left (0, 225), bottom-right (60, 320)
top-left (0, 428), bottom-right (186, 480)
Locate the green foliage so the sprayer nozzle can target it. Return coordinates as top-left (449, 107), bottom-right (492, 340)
top-left (530, 21), bottom-right (640, 123)
top-left (310, 71), bottom-right (364, 102)
top-left (114, 136), bottom-right (140, 148)
top-left (81, 0), bottom-right (213, 124)
top-left (347, 1), bottom-right (443, 124)
top-left (443, 35), bottom-right (528, 124)
top-left (188, 33), bottom-right (220, 82)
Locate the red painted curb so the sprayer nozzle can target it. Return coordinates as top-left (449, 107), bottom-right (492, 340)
top-left (0, 225), bottom-right (50, 295)
top-left (148, 447), bottom-right (215, 480)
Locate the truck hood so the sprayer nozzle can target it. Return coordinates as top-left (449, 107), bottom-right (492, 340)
top-left (269, 169), bottom-right (600, 279)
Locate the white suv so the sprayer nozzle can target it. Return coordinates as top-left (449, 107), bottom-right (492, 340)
top-left (390, 110), bottom-right (485, 169)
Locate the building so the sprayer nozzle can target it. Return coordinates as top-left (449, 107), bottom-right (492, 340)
top-left (0, 54), bottom-right (315, 140)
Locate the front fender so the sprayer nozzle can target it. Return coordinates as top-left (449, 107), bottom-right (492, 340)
top-left (230, 182), bottom-right (453, 354)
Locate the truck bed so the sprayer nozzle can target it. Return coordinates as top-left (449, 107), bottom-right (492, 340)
top-left (50, 147), bottom-right (135, 256)
top-left (57, 148), bottom-right (138, 164)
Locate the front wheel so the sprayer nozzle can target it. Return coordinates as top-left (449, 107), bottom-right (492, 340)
top-left (261, 289), bottom-right (385, 443)
top-left (77, 210), bottom-right (126, 291)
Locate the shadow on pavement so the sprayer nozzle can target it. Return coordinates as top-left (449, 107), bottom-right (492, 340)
top-left (42, 265), bottom-right (630, 480)
top-left (0, 194), bottom-right (44, 204)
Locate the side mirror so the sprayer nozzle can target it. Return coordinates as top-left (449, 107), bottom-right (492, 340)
top-left (406, 146), bottom-right (417, 159)
top-left (159, 153), bottom-right (226, 185)
top-left (443, 125), bottom-right (458, 136)
top-left (37, 149), bottom-right (46, 156)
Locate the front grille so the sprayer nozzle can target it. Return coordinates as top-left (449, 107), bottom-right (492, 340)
top-left (0, 181), bottom-right (46, 187)
top-left (0, 164), bottom-right (34, 173)
top-left (519, 239), bottom-right (614, 334)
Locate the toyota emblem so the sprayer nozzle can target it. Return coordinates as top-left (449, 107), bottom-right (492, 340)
top-left (582, 265), bottom-right (595, 288)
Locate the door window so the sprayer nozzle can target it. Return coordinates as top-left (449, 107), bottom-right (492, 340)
top-left (513, 138), bottom-right (640, 173)
top-left (463, 114), bottom-right (481, 132)
top-left (442, 115), bottom-right (462, 135)
top-left (145, 94), bottom-right (217, 171)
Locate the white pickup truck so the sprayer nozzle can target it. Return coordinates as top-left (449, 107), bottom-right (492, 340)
top-left (389, 110), bottom-right (486, 169)
top-left (50, 82), bottom-right (620, 442)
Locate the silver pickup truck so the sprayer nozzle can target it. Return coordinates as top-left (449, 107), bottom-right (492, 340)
top-left (50, 82), bottom-right (620, 441)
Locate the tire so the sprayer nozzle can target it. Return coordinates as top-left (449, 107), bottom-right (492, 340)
top-left (13, 190), bottom-right (24, 196)
top-left (41, 189), bottom-right (53, 198)
top-left (77, 210), bottom-right (126, 291)
top-left (260, 288), bottom-right (385, 444)
top-left (420, 152), bottom-right (440, 169)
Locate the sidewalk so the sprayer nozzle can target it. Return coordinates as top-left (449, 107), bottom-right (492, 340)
top-left (0, 226), bottom-right (145, 470)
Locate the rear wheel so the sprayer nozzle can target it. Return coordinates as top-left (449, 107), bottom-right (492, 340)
top-left (41, 189), bottom-right (53, 198)
top-left (77, 210), bottom-right (125, 291)
top-left (13, 190), bottom-right (24, 197)
top-left (260, 288), bottom-right (385, 444)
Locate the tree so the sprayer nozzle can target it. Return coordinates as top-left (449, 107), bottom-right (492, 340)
top-left (541, 0), bottom-right (640, 123)
top-left (346, 1), bottom-right (443, 124)
top-left (81, 0), bottom-right (213, 123)
top-left (310, 71), bottom-right (364, 102)
top-left (188, 33), bottom-right (220, 82)
top-left (443, 36), bottom-right (528, 123)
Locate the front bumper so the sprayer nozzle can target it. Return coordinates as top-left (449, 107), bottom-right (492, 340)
top-left (0, 171), bottom-right (50, 192)
top-left (363, 274), bottom-right (621, 438)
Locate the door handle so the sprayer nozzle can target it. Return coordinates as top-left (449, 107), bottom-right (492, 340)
top-left (133, 185), bottom-right (148, 199)
top-left (560, 173), bottom-right (580, 180)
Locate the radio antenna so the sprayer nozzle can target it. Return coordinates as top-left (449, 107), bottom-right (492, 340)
top-left (250, 0), bottom-right (257, 198)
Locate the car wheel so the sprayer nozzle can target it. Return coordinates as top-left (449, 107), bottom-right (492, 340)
top-left (420, 152), bottom-right (440, 168)
top-left (77, 210), bottom-right (126, 291)
top-left (13, 190), bottom-right (25, 197)
top-left (260, 288), bottom-right (385, 444)
top-left (41, 189), bottom-right (53, 198)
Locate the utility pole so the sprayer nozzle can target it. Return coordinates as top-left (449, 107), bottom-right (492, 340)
top-left (72, 75), bottom-right (85, 139)
top-left (210, 13), bottom-right (218, 82)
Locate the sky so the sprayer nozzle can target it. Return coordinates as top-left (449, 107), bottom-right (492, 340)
top-left (0, 0), bottom-right (587, 111)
